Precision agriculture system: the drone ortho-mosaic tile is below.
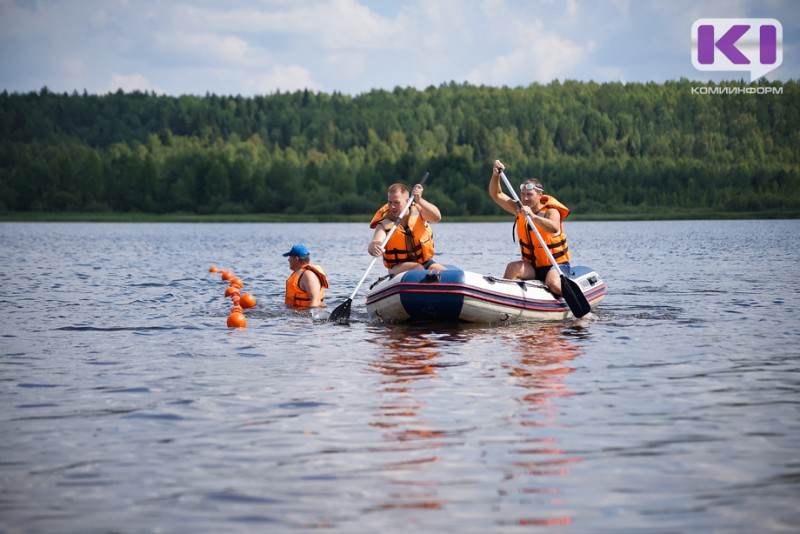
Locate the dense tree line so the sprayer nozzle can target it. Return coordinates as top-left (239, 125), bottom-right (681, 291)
top-left (1, 79), bottom-right (798, 216)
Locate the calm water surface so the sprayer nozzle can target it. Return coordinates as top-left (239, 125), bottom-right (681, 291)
top-left (1, 220), bottom-right (798, 533)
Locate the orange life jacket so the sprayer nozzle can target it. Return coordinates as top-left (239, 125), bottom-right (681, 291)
top-left (285, 264), bottom-right (328, 307)
top-left (515, 195), bottom-right (571, 268)
top-left (370, 203), bottom-right (435, 269)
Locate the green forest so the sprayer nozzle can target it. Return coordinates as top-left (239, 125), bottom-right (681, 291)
top-left (1, 79), bottom-right (798, 219)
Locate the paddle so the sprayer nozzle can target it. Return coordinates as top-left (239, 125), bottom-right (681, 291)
top-left (328, 172), bottom-right (431, 324)
top-left (499, 171), bottom-right (592, 319)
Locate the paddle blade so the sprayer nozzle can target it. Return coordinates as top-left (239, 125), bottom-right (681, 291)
top-left (561, 275), bottom-right (592, 319)
top-left (327, 298), bottom-right (352, 324)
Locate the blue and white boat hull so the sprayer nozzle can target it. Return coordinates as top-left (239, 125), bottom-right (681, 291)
top-left (365, 266), bottom-right (606, 323)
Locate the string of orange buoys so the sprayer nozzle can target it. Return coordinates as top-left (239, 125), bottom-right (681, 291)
top-left (208, 265), bottom-right (257, 328)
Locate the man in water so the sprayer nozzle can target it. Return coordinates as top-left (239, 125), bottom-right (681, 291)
top-left (283, 244), bottom-right (328, 308)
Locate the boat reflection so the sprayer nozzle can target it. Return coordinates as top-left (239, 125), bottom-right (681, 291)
top-left (365, 329), bottom-right (450, 511)
top-left (367, 331), bottom-right (443, 388)
top-left (361, 322), bottom-right (588, 523)
top-left (498, 323), bottom-right (587, 527)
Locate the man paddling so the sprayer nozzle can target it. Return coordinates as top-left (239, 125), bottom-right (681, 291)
top-left (367, 182), bottom-right (446, 275)
top-left (488, 160), bottom-right (572, 296)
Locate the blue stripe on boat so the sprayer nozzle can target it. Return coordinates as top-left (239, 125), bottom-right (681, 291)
top-left (365, 266), bottom-right (606, 322)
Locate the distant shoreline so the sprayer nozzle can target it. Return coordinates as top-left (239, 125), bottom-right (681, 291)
top-left (1, 209), bottom-right (798, 223)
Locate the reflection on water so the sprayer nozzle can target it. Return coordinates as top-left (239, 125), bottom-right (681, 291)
top-left (361, 323), bottom-right (591, 527)
top-left (368, 331), bottom-right (444, 387)
top-left (499, 324), bottom-right (587, 528)
top-left (367, 329), bottom-right (448, 511)
top-left (2, 221), bottom-right (799, 533)
top-left (506, 324), bottom-right (584, 423)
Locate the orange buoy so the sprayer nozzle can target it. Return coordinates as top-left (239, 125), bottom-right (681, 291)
top-left (226, 312), bottom-right (246, 328)
top-left (224, 286), bottom-right (240, 297)
top-left (209, 266), bottom-right (219, 273)
top-left (232, 295), bottom-right (241, 305)
top-left (221, 271), bottom-right (234, 281)
top-left (240, 293), bottom-right (256, 309)
top-left (231, 305), bottom-right (243, 314)
top-left (230, 277), bottom-right (244, 288)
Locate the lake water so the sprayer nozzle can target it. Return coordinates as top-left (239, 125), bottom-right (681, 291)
top-left (1, 220), bottom-right (799, 533)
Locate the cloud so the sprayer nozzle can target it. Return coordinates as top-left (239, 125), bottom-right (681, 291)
top-left (244, 64), bottom-right (322, 94)
top-left (397, 1), bottom-right (621, 87)
top-left (104, 72), bottom-right (161, 94)
top-left (176, 0), bottom-right (406, 50)
top-left (153, 31), bottom-right (262, 67)
top-left (0, 0), bottom-right (796, 96)
top-left (141, 0), bottom-right (404, 93)
top-left (464, 15), bottom-right (594, 85)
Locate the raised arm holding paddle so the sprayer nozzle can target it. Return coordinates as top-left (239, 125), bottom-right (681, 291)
top-left (488, 160), bottom-right (591, 318)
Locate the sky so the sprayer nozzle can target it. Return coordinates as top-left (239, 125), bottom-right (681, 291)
top-left (0, 0), bottom-right (797, 96)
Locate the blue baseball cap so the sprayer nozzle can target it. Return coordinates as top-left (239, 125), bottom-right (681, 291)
top-left (282, 244), bottom-right (310, 258)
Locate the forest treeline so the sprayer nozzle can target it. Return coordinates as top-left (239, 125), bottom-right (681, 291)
top-left (1, 79), bottom-right (798, 217)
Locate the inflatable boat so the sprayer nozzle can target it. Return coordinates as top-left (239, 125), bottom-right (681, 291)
top-left (365, 266), bottom-right (605, 323)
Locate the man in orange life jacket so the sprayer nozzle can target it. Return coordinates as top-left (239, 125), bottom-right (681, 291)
top-left (283, 244), bottom-right (329, 308)
top-left (367, 182), bottom-right (447, 275)
top-left (488, 160), bottom-right (572, 296)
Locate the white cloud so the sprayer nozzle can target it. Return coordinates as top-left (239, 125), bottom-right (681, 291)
top-left (176, 0), bottom-right (405, 50)
top-left (565, 0), bottom-right (579, 21)
top-left (244, 64), bottom-right (321, 94)
top-left (465, 18), bottom-right (594, 85)
top-left (104, 72), bottom-right (161, 94)
top-left (154, 31), bottom-right (261, 66)
top-left (0, 0), bottom-right (795, 96)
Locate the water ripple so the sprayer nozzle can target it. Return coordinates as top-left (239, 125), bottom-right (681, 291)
top-left (56, 325), bottom-right (201, 331)
top-left (1, 220), bottom-right (798, 533)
